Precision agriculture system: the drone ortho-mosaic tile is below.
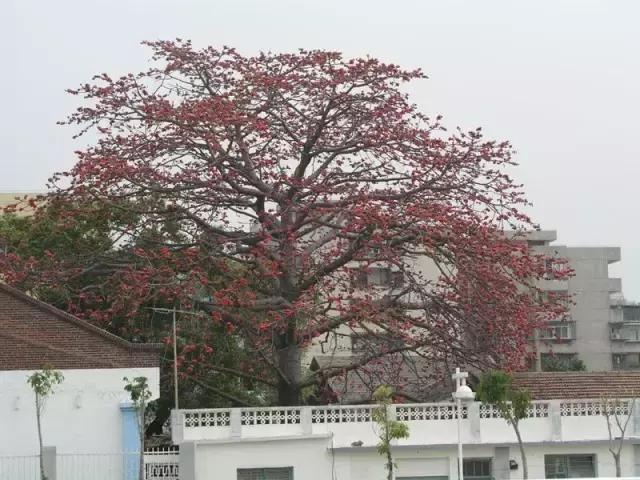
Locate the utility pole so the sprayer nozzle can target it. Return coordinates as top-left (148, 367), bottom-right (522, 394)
top-left (172, 308), bottom-right (179, 410)
top-left (148, 306), bottom-right (186, 410)
top-left (149, 306), bottom-right (207, 410)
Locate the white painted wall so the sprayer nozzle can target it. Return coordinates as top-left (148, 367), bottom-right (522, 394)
top-left (0, 367), bottom-right (159, 456)
top-left (190, 438), bottom-right (633, 480)
top-left (176, 401), bottom-right (640, 480)
top-left (195, 437), bottom-right (336, 480)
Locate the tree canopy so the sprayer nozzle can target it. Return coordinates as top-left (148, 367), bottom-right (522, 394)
top-left (1, 41), bottom-right (570, 405)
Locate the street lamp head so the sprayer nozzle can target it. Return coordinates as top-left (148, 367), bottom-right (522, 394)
top-left (454, 384), bottom-right (475, 402)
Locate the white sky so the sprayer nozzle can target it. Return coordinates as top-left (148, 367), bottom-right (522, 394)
top-left (2, 0), bottom-right (639, 297)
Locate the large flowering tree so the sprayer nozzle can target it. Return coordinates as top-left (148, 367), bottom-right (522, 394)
top-left (1, 41), bottom-right (569, 405)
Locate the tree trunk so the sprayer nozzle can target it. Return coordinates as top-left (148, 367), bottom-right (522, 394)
top-left (35, 394), bottom-right (46, 480)
top-left (513, 422), bottom-right (528, 480)
top-left (386, 447), bottom-right (393, 480)
top-left (277, 342), bottom-right (302, 405)
top-left (614, 451), bottom-right (621, 477)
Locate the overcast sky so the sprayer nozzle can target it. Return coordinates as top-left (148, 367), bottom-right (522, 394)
top-left (3, 0), bottom-right (639, 297)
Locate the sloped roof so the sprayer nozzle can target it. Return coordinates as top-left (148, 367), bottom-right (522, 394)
top-left (512, 371), bottom-right (640, 399)
top-left (0, 283), bottom-right (162, 370)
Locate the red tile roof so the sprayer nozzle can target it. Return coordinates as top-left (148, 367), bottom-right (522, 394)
top-left (0, 283), bottom-right (162, 370)
top-left (513, 371), bottom-right (640, 399)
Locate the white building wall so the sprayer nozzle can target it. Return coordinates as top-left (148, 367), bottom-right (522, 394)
top-left (0, 367), bottom-right (159, 456)
top-left (189, 438), bottom-right (635, 480)
top-left (175, 400), bottom-right (640, 480)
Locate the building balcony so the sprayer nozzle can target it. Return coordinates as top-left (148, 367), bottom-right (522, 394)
top-left (171, 399), bottom-right (634, 447)
top-left (610, 324), bottom-right (640, 342)
top-left (539, 320), bottom-right (576, 343)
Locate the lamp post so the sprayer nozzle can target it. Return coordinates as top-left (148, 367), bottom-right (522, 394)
top-left (452, 367), bottom-right (474, 480)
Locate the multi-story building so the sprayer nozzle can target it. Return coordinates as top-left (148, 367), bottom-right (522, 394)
top-left (311, 229), bottom-right (636, 381)
top-left (609, 299), bottom-right (640, 371)
top-left (526, 230), bottom-right (639, 372)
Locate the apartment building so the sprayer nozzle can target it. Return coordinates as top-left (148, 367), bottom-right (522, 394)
top-left (310, 229), bottom-right (636, 378)
top-left (527, 230), bottom-right (639, 372)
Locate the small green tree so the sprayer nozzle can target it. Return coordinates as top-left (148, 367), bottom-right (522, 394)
top-left (124, 376), bottom-right (152, 480)
top-left (372, 385), bottom-right (409, 480)
top-left (476, 371), bottom-right (531, 479)
top-left (27, 367), bottom-right (64, 480)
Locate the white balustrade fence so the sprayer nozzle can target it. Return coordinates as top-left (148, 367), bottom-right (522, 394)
top-left (173, 398), bottom-right (640, 447)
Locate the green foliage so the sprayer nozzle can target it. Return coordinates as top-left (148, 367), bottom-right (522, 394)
top-left (542, 356), bottom-right (586, 372)
top-left (124, 376), bottom-right (152, 405)
top-left (476, 370), bottom-right (532, 479)
top-left (27, 367), bottom-right (64, 399)
top-left (476, 370), bottom-right (531, 422)
top-left (372, 385), bottom-right (409, 480)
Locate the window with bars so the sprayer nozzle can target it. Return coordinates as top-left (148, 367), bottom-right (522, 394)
top-left (544, 454), bottom-right (596, 478)
top-left (540, 322), bottom-right (575, 341)
top-left (353, 267), bottom-right (404, 288)
top-left (237, 467), bottom-right (293, 480)
top-left (463, 458), bottom-right (492, 480)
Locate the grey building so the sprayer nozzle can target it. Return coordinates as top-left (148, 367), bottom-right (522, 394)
top-left (528, 230), bottom-right (639, 372)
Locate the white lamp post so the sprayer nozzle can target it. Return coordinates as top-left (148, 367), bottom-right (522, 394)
top-left (452, 367), bottom-right (475, 480)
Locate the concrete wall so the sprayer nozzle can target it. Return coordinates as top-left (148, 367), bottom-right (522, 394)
top-left (533, 242), bottom-right (624, 371)
top-left (0, 367), bottom-right (159, 455)
top-left (182, 438), bottom-right (637, 480)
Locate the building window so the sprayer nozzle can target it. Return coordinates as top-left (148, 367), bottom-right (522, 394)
top-left (623, 305), bottom-right (640, 321)
top-left (544, 258), bottom-right (568, 279)
top-left (354, 267), bottom-right (404, 288)
top-left (463, 458), bottom-right (492, 479)
top-left (544, 454), bottom-right (595, 478)
top-left (237, 467), bottom-right (293, 480)
top-left (613, 353), bottom-right (640, 370)
top-left (540, 323), bottom-right (575, 341)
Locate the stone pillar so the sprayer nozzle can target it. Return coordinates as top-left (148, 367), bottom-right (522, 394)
top-left (549, 400), bottom-right (562, 441)
top-left (300, 407), bottom-right (313, 435)
top-left (633, 399), bottom-right (640, 436)
top-left (120, 401), bottom-right (140, 480)
top-left (634, 444), bottom-right (640, 477)
top-left (42, 446), bottom-right (57, 480)
top-left (230, 409), bottom-right (242, 439)
top-left (493, 446), bottom-right (510, 480)
top-left (170, 409), bottom-right (185, 444)
top-left (468, 402), bottom-right (481, 442)
top-left (179, 441), bottom-right (197, 480)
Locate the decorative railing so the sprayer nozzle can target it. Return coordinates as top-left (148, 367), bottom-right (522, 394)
top-left (184, 409), bottom-right (231, 427)
top-left (311, 405), bottom-right (373, 423)
top-left (180, 399), bottom-right (630, 431)
top-left (396, 403), bottom-right (464, 421)
top-left (560, 400), bottom-right (631, 417)
top-left (241, 407), bottom-right (302, 425)
top-left (479, 401), bottom-right (549, 419)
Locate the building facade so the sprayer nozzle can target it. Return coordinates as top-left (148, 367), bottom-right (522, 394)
top-left (527, 231), bottom-right (639, 372)
top-left (0, 283), bottom-right (162, 458)
top-left (171, 396), bottom-right (640, 480)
